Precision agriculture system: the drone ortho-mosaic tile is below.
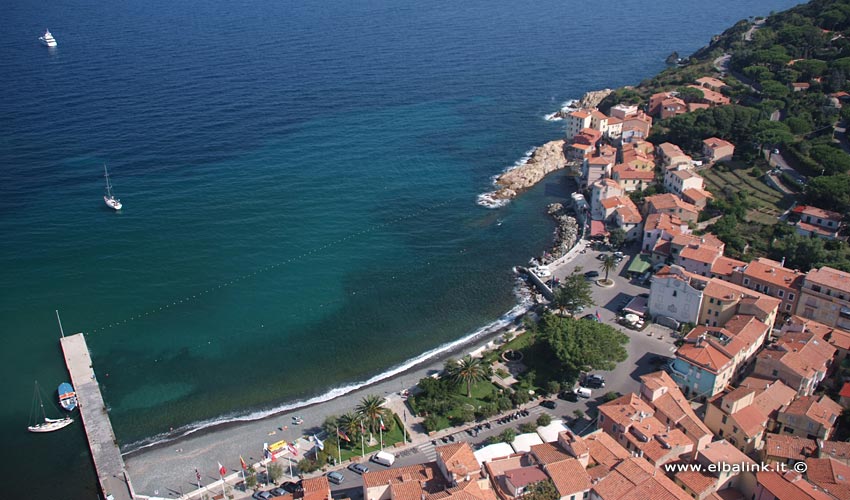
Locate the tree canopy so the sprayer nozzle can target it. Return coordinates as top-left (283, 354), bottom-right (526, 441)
top-left (535, 313), bottom-right (629, 373)
top-left (553, 272), bottom-right (595, 315)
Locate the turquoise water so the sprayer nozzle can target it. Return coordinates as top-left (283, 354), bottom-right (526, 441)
top-left (1, 0), bottom-right (803, 496)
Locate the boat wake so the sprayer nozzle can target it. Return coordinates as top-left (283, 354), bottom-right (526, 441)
top-left (123, 302), bottom-right (532, 455)
top-left (475, 147), bottom-right (536, 209)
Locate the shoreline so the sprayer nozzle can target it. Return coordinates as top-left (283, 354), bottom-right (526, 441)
top-left (124, 301), bottom-right (536, 495)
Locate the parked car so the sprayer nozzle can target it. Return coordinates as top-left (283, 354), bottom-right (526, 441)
top-left (253, 492), bottom-right (273, 500)
top-left (558, 390), bottom-right (578, 402)
top-left (281, 481), bottom-right (303, 494)
top-left (371, 451), bottom-right (396, 466)
top-left (291, 416), bottom-right (304, 425)
top-left (530, 266), bottom-right (551, 278)
top-left (327, 471), bottom-right (345, 485)
top-left (584, 270), bottom-right (599, 279)
top-left (581, 313), bottom-right (599, 322)
top-left (348, 463), bottom-right (369, 475)
top-left (270, 487), bottom-right (287, 497)
top-left (540, 400), bottom-right (557, 409)
top-left (597, 253), bottom-right (608, 260)
top-left (574, 387), bottom-right (592, 399)
top-left (584, 374), bottom-right (605, 388)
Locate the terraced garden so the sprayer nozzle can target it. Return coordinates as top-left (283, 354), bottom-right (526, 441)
top-left (700, 162), bottom-right (796, 225)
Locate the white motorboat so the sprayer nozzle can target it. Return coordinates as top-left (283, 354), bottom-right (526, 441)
top-left (103, 164), bottom-right (122, 210)
top-left (39, 29), bottom-right (57, 47)
top-left (28, 381), bottom-right (73, 433)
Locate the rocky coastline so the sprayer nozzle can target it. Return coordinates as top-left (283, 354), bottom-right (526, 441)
top-left (545, 203), bottom-right (579, 262)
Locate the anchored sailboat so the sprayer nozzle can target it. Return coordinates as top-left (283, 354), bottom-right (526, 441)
top-left (29, 381), bottom-right (73, 433)
top-left (103, 164), bottom-right (122, 210)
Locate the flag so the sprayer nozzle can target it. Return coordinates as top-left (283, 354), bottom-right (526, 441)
top-left (379, 416), bottom-right (386, 431)
top-left (270, 451), bottom-right (277, 462)
top-left (240, 456), bottom-right (248, 470)
top-left (337, 428), bottom-right (351, 442)
top-left (287, 443), bottom-right (299, 457)
top-left (595, 310), bottom-right (601, 321)
top-left (218, 462), bottom-right (226, 476)
top-left (313, 434), bottom-right (324, 451)
top-left (195, 468), bottom-right (201, 483)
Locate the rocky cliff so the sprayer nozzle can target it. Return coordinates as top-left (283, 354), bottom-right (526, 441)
top-left (489, 139), bottom-right (567, 200)
top-left (577, 88), bottom-right (614, 109)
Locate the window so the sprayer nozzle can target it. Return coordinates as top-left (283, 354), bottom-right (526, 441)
top-left (732, 426), bottom-right (738, 434)
top-left (707, 309), bottom-right (712, 315)
top-left (772, 369), bottom-right (778, 376)
top-left (673, 291), bottom-right (678, 297)
top-left (743, 278), bottom-right (750, 286)
top-left (715, 311), bottom-right (719, 317)
top-left (778, 290), bottom-right (785, 298)
top-left (789, 293), bottom-right (795, 301)
top-left (710, 298), bottom-right (715, 304)
top-left (722, 415), bottom-right (728, 424)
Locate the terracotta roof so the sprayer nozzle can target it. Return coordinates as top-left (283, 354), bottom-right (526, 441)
top-left (752, 380), bottom-right (796, 420)
top-left (676, 340), bottom-right (732, 375)
top-left (392, 481), bottom-right (427, 500)
top-left (362, 462), bottom-right (443, 489)
top-left (437, 442), bottom-right (480, 479)
top-left (680, 245), bottom-right (722, 266)
top-left (640, 372), bottom-right (712, 440)
top-left (302, 476), bottom-right (331, 500)
top-left (645, 194), bottom-right (699, 215)
top-left (607, 116), bottom-right (623, 125)
top-left (590, 110), bottom-right (608, 120)
top-left (781, 395), bottom-right (842, 428)
top-left (671, 169), bottom-right (701, 181)
top-left (728, 405), bottom-right (768, 437)
top-left (571, 143), bottom-right (593, 151)
top-left (675, 468), bottom-right (717, 495)
top-left (820, 440), bottom-right (850, 462)
top-left (688, 103), bottom-right (711, 112)
top-left (503, 466), bottom-right (548, 488)
top-left (761, 332), bottom-right (837, 381)
top-left (696, 76), bottom-right (726, 89)
top-left (570, 110), bottom-right (591, 119)
top-left (545, 458), bottom-right (592, 496)
top-left (613, 163), bottom-right (656, 180)
top-left (724, 314), bottom-right (770, 352)
top-left (699, 440), bottom-right (754, 467)
top-left (840, 382), bottom-right (850, 399)
top-left (584, 431), bottom-right (631, 468)
top-left (593, 457), bottom-right (692, 500)
top-left (797, 221), bottom-right (839, 237)
top-left (658, 142), bottom-right (686, 158)
top-left (682, 187), bottom-right (714, 202)
top-left (742, 257), bottom-right (805, 290)
top-left (792, 205), bottom-right (843, 222)
top-left (616, 201), bottom-right (643, 225)
top-left (589, 155), bottom-right (613, 165)
top-left (599, 393), bottom-right (655, 429)
top-left (764, 434), bottom-right (817, 461)
top-left (703, 137), bottom-right (734, 150)
top-left (804, 458), bottom-right (850, 500)
top-left (689, 86), bottom-right (730, 105)
top-left (529, 442), bottom-right (570, 465)
top-left (711, 256), bottom-right (745, 277)
top-left (829, 330), bottom-right (850, 351)
top-left (805, 267), bottom-right (850, 293)
top-left (755, 470), bottom-right (834, 500)
top-left (792, 82), bottom-right (811, 89)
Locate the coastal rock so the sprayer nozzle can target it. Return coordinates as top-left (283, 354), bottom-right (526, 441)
top-left (492, 140), bottom-right (566, 200)
top-left (577, 89), bottom-right (614, 110)
top-left (547, 203), bottom-right (564, 215)
top-left (550, 215), bottom-right (579, 259)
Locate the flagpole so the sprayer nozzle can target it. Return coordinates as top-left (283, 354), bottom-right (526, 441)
top-left (219, 473), bottom-right (225, 499)
top-left (361, 428), bottom-right (365, 458)
top-left (379, 424), bottom-right (383, 451)
top-left (403, 410), bottom-right (407, 443)
top-left (336, 426), bottom-right (342, 465)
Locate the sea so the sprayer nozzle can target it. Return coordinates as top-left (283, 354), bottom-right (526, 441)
top-left (1, 0), bottom-right (803, 497)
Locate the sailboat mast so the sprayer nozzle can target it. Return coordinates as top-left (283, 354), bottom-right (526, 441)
top-left (55, 310), bottom-right (65, 338)
top-left (104, 163), bottom-right (113, 197)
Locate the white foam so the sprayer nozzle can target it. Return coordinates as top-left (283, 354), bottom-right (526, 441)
top-left (544, 99), bottom-right (580, 121)
top-left (476, 191), bottom-right (510, 209)
top-left (123, 302), bottom-right (531, 455)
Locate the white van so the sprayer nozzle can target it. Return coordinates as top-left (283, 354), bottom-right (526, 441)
top-left (371, 450), bottom-right (396, 466)
top-left (574, 387), bottom-right (592, 399)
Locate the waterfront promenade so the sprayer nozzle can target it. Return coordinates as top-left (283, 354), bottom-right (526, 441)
top-left (61, 333), bottom-right (134, 500)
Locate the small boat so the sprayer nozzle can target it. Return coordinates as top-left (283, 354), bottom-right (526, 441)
top-left (29, 381), bottom-right (73, 433)
top-left (103, 164), bottom-right (122, 210)
top-left (58, 382), bottom-right (78, 411)
top-left (39, 29), bottom-right (57, 47)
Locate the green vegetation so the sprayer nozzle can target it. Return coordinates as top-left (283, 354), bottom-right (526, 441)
top-left (599, 255), bottom-right (617, 283)
top-left (535, 312), bottom-right (629, 374)
top-left (524, 480), bottom-right (560, 500)
top-left (408, 373), bottom-right (501, 432)
top-left (447, 355), bottom-right (491, 397)
top-left (553, 272), bottom-right (595, 315)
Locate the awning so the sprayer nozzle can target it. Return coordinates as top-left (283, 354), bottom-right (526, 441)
top-left (590, 220), bottom-right (608, 238)
top-left (626, 253), bottom-right (653, 274)
top-left (623, 296), bottom-right (648, 317)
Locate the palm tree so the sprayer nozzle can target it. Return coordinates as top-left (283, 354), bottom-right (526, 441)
top-left (338, 412), bottom-right (362, 444)
top-left (356, 394), bottom-right (386, 435)
top-left (600, 255), bottom-right (617, 284)
top-left (451, 355), bottom-right (488, 397)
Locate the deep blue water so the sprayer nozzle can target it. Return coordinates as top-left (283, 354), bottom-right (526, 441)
top-left (2, 0), bottom-right (803, 497)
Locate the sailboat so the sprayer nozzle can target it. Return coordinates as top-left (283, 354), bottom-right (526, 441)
top-left (103, 164), bottom-right (122, 210)
top-left (28, 381), bottom-right (73, 433)
top-left (39, 29), bottom-right (57, 47)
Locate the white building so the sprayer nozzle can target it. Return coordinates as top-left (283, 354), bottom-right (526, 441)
top-left (649, 265), bottom-right (707, 325)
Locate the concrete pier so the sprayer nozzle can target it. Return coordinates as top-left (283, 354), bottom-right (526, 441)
top-left (61, 333), bottom-right (134, 500)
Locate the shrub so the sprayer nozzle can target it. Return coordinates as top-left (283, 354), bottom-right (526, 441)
top-left (750, 166), bottom-right (764, 177)
top-left (423, 415), bottom-right (441, 433)
top-left (519, 422), bottom-right (537, 433)
top-left (545, 381), bottom-right (561, 396)
top-left (499, 428), bottom-right (517, 443)
top-left (297, 458), bottom-right (321, 474)
top-left (537, 414), bottom-right (552, 427)
top-left (603, 391), bottom-right (621, 402)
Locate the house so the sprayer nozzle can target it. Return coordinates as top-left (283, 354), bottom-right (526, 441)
top-left (682, 188), bottom-right (714, 210)
top-left (657, 143), bottom-right (692, 169)
top-left (436, 442), bottom-right (482, 485)
top-left (582, 156), bottom-right (614, 189)
top-left (590, 457), bottom-right (693, 500)
top-left (819, 440), bottom-right (850, 466)
top-left (597, 393), bottom-right (693, 466)
top-left (791, 82), bottom-right (811, 92)
top-left (644, 193), bottom-right (700, 223)
top-left (611, 197), bottom-right (643, 241)
top-left (590, 178), bottom-right (624, 220)
top-left (710, 256), bottom-right (746, 283)
top-left (754, 469), bottom-right (833, 500)
top-left (612, 163), bottom-right (655, 192)
top-left (605, 116), bottom-right (623, 141)
top-left (732, 258), bottom-right (804, 315)
top-left (674, 440), bottom-right (757, 500)
top-left (484, 454), bottom-right (536, 500)
top-left (841, 383), bottom-right (850, 408)
top-left (639, 371), bottom-right (713, 451)
top-left (565, 110), bottom-right (593, 140)
top-left (609, 103), bottom-right (639, 120)
top-left (696, 77), bottom-right (727, 92)
top-left (688, 85), bottom-right (730, 107)
top-left (301, 476), bottom-right (333, 500)
top-left (659, 96), bottom-right (688, 119)
top-left (542, 458), bottom-right (592, 500)
top-left (792, 205), bottom-right (844, 240)
top-left (703, 138), bottom-right (735, 164)
top-left (590, 110), bottom-right (610, 136)
top-left (753, 328), bottom-right (836, 396)
top-left (621, 112), bottom-right (653, 143)
top-left (795, 266), bottom-right (850, 331)
top-left (362, 463), bottom-right (446, 500)
top-left (502, 466), bottom-right (549, 497)
top-left (676, 237), bottom-right (725, 277)
top-left (664, 169), bottom-right (705, 198)
top-left (698, 279), bottom-right (780, 329)
top-left (649, 265), bottom-right (706, 325)
top-left (776, 395), bottom-right (843, 439)
top-left (804, 458), bottom-right (850, 499)
top-left (642, 213), bottom-right (690, 255)
top-left (762, 434), bottom-right (818, 466)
